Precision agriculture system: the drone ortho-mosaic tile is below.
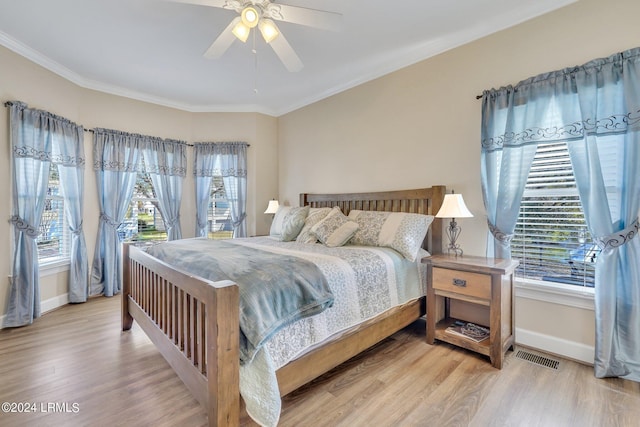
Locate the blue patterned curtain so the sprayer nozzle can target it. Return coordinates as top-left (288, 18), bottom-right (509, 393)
top-left (217, 142), bottom-right (248, 238)
top-left (481, 47), bottom-right (640, 380)
top-left (141, 138), bottom-right (187, 241)
top-left (55, 116), bottom-right (89, 304)
top-left (90, 129), bottom-right (142, 297)
top-left (561, 49), bottom-right (640, 380)
top-left (91, 129), bottom-right (188, 296)
top-left (194, 143), bottom-right (216, 238)
top-left (480, 89), bottom-right (537, 258)
top-left (194, 142), bottom-right (248, 238)
top-left (5, 101), bottom-right (86, 327)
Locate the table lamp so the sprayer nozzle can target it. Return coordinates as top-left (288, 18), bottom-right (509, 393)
top-left (435, 193), bottom-right (473, 256)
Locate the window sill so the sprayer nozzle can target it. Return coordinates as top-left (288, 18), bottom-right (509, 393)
top-left (39, 258), bottom-right (71, 277)
top-left (514, 277), bottom-right (595, 311)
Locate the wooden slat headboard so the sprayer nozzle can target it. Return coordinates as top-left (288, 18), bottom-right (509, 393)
top-left (300, 186), bottom-right (446, 254)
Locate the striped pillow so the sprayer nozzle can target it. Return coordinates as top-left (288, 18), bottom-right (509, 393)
top-left (347, 210), bottom-right (434, 261)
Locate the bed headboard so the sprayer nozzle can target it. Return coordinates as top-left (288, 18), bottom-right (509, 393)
top-left (300, 186), bottom-right (446, 255)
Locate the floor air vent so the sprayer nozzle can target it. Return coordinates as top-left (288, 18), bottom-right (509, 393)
top-left (515, 350), bottom-right (560, 370)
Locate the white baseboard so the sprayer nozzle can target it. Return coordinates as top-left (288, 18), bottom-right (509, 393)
top-left (516, 327), bottom-right (595, 365)
top-left (41, 293), bottom-right (70, 313)
top-left (1, 293), bottom-right (69, 329)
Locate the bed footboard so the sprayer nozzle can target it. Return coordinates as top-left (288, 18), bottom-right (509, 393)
top-left (122, 243), bottom-right (240, 427)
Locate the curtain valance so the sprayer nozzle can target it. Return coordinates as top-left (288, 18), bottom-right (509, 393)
top-left (7, 101), bottom-right (85, 167)
top-left (93, 128), bottom-right (187, 176)
top-left (482, 47), bottom-right (640, 152)
top-left (194, 141), bottom-right (248, 177)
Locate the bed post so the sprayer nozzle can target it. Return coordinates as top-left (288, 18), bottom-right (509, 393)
top-left (122, 242), bottom-right (134, 331)
top-left (207, 283), bottom-right (240, 426)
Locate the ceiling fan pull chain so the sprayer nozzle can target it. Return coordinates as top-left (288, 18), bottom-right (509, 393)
top-left (253, 30), bottom-right (259, 94)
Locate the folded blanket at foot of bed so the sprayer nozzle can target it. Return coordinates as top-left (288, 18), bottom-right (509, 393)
top-left (145, 238), bottom-right (334, 364)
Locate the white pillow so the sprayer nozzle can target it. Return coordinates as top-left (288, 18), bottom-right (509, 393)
top-left (310, 207), bottom-right (359, 247)
top-left (269, 206), bottom-right (310, 241)
top-left (296, 207), bottom-right (333, 243)
top-left (347, 210), bottom-right (435, 261)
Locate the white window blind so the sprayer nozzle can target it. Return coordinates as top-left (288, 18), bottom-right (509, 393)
top-left (512, 142), bottom-right (598, 287)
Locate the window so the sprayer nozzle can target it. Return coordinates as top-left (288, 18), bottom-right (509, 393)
top-left (207, 176), bottom-right (233, 239)
top-left (512, 142), bottom-right (599, 287)
top-left (37, 164), bottom-right (70, 262)
top-left (118, 173), bottom-right (167, 243)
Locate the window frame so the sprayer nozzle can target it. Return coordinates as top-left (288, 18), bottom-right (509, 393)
top-left (515, 276), bottom-right (595, 311)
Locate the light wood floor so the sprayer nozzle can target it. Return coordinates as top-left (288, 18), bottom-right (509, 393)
top-left (1, 296), bottom-right (638, 427)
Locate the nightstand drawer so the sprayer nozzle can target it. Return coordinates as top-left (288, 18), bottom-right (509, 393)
top-left (432, 267), bottom-right (491, 300)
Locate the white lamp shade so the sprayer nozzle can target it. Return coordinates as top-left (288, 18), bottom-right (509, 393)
top-left (259, 18), bottom-right (279, 43)
top-left (232, 20), bottom-right (251, 42)
top-left (435, 194), bottom-right (473, 218)
top-left (264, 200), bottom-right (279, 214)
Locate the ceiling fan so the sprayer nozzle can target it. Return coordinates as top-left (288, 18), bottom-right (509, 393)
top-left (171, 0), bottom-right (342, 72)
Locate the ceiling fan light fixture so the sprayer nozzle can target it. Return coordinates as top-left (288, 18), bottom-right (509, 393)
top-left (241, 6), bottom-right (260, 28)
top-left (231, 20), bottom-right (250, 42)
top-left (258, 19), bottom-right (279, 43)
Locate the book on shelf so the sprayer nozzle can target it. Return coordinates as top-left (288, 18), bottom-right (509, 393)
top-left (445, 321), bottom-right (490, 342)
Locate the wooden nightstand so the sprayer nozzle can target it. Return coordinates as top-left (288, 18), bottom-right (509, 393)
top-left (423, 254), bottom-right (519, 369)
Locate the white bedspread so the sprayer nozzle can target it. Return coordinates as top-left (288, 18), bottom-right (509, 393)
top-left (230, 237), bottom-right (427, 426)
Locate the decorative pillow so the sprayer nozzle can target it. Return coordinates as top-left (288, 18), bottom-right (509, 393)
top-left (269, 205), bottom-right (310, 241)
top-left (347, 210), bottom-right (435, 261)
top-left (296, 207), bottom-right (333, 243)
top-left (310, 207), bottom-right (359, 247)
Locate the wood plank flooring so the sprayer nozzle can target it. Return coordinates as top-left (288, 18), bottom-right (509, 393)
top-left (1, 296), bottom-right (638, 426)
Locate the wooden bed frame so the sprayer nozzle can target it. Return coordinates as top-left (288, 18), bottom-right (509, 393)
top-left (122, 186), bottom-right (445, 426)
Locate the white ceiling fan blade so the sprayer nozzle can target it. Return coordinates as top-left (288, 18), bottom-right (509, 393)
top-left (167, 0), bottom-right (239, 11)
top-left (269, 29), bottom-right (303, 72)
top-left (265, 3), bottom-right (342, 32)
top-left (203, 17), bottom-right (240, 59)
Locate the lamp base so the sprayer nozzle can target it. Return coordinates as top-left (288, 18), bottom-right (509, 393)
top-left (445, 218), bottom-right (464, 257)
top-left (447, 244), bottom-right (464, 257)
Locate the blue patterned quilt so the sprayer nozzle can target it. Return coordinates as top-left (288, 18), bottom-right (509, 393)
top-left (145, 238), bottom-right (334, 363)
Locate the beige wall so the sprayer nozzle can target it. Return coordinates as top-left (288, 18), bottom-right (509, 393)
top-left (0, 45), bottom-right (278, 321)
top-left (278, 0), bottom-right (640, 362)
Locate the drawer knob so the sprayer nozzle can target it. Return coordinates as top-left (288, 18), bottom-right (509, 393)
top-left (452, 278), bottom-right (467, 287)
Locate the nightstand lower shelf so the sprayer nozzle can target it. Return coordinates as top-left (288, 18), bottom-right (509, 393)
top-left (434, 317), bottom-right (491, 357)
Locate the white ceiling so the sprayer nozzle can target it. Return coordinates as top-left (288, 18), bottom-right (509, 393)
top-left (0, 0), bottom-right (575, 116)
